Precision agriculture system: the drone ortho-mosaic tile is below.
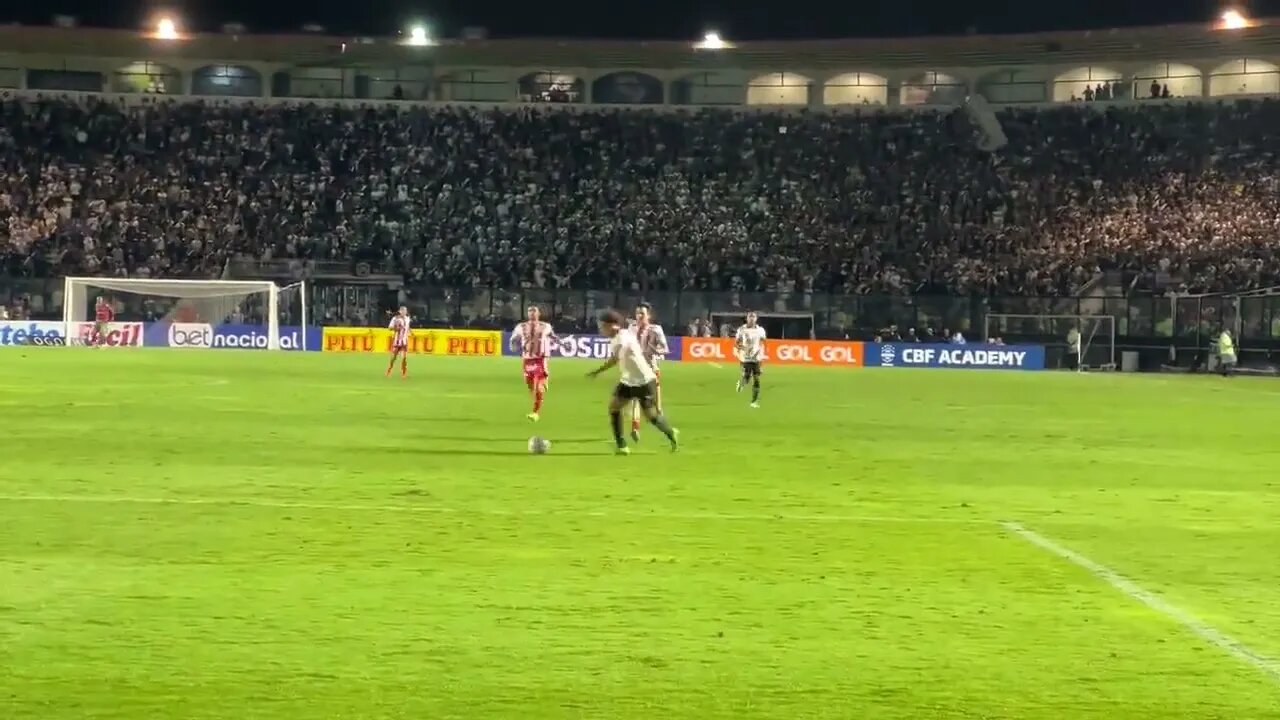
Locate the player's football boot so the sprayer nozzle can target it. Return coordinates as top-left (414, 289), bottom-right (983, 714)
top-left (615, 446), bottom-right (631, 456)
top-left (630, 426), bottom-right (641, 442)
top-left (527, 412), bottom-right (540, 422)
top-left (750, 402), bottom-right (760, 409)
top-left (669, 428), bottom-right (681, 453)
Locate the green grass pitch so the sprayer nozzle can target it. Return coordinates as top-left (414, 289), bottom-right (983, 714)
top-left (2, 350), bottom-right (1280, 719)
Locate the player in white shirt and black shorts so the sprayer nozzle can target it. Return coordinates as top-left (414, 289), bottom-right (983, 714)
top-left (735, 311), bottom-right (767, 408)
top-left (588, 309), bottom-right (680, 455)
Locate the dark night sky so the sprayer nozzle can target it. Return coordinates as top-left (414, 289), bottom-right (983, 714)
top-left (4, 0), bottom-right (1271, 39)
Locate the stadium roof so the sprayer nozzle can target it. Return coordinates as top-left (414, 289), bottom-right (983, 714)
top-left (3, 21), bottom-right (1280, 70)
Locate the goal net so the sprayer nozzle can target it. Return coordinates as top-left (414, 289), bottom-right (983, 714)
top-left (62, 277), bottom-right (309, 350)
top-left (983, 313), bottom-right (1116, 370)
top-left (709, 311), bottom-right (814, 339)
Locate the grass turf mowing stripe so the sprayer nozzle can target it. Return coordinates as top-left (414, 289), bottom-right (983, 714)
top-left (1004, 520), bottom-right (1280, 684)
top-left (0, 493), bottom-right (994, 526)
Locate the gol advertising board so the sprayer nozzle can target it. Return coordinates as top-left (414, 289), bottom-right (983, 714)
top-left (680, 337), bottom-right (864, 367)
top-left (323, 327), bottom-right (501, 356)
top-left (500, 332), bottom-right (685, 361)
top-left (872, 342), bottom-right (1045, 370)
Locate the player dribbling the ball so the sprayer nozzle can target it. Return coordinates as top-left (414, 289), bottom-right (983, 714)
top-left (735, 311), bottom-right (766, 408)
top-left (587, 309), bottom-right (679, 455)
top-left (509, 305), bottom-right (558, 421)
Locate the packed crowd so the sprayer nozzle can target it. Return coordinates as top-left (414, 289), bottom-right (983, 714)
top-left (3, 94), bottom-right (1280, 300)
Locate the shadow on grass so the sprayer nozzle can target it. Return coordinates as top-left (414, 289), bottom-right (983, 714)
top-left (413, 435), bottom-right (604, 445)
top-left (425, 448), bottom-right (603, 457)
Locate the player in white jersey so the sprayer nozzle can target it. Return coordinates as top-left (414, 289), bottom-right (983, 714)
top-left (588, 309), bottom-right (680, 455)
top-left (629, 303), bottom-right (669, 441)
top-left (735, 311), bottom-right (767, 408)
top-left (386, 306), bottom-right (411, 378)
top-left (508, 305), bottom-right (558, 421)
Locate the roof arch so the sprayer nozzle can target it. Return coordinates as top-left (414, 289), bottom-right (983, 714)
top-left (747, 72), bottom-right (812, 106)
top-left (1051, 65), bottom-right (1122, 102)
top-left (823, 72), bottom-right (888, 106)
top-left (592, 71), bottom-right (664, 104)
top-left (111, 61), bottom-right (181, 94)
top-left (1132, 62), bottom-right (1202, 98)
top-left (900, 70), bottom-right (966, 106)
top-left (975, 68), bottom-right (1047, 103)
top-left (1208, 59), bottom-right (1279, 96)
top-left (518, 70), bottom-right (585, 103)
top-left (192, 64), bottom-right (262, 97)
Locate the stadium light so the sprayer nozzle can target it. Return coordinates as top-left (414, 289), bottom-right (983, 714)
top-left (1218, 9), bottom-right (1254, 30)
top-left (695, 31), bottom-right (732, 50)
top-left (154, 16), bottom-right (180, 40)
top-left (404, 24), bottom-right (434, 46)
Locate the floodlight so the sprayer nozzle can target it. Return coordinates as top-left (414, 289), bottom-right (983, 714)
top-left (155, 16), bottom-right (179, 40)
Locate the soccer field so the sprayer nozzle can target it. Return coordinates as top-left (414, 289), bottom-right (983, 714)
top-left (2, 351), bottom-right (1279, 720)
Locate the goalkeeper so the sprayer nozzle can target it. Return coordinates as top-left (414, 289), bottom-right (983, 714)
top-left (92, 296), bottom-right (114, 347)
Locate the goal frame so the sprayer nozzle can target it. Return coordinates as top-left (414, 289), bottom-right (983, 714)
top-left (983, 313), bottom-right (1116, 371)
top-left (61, 277), bottom-right (309, 350)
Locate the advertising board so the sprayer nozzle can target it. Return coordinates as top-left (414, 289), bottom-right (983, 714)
top-left (872, 343), bottom-right (1046, 370)
top-left (680, 337), bottom-right (864, 367)
top-left (323, 327), bottom-right (501, 356)
top-left (501, 333), bottom-right (685, 361)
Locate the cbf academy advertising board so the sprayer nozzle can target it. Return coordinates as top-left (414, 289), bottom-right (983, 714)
top-left (872, 342), bottom-right (1045, 370)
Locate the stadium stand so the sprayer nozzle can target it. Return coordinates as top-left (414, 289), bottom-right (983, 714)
top-left (2, 94), bottom-right (1280, 334)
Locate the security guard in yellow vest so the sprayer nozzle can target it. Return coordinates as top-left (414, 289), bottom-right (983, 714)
top-left (1217, 329), bottom-right (1237, 377)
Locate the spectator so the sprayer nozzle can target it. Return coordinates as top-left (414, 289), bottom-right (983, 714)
top-left (2, 92), bottom-right (1280, 314)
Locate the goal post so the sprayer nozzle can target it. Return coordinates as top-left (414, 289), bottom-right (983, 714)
top-left (983, 313), bottom-right (1116, 370)
top-left (62, 277), bottom-right (309, 350)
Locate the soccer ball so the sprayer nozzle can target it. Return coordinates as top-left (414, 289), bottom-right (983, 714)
top-left (528, 436), bottom-right (551, 454)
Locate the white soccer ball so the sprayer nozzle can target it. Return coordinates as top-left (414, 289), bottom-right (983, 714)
top-left (528, 436), bottom-right (551, 454)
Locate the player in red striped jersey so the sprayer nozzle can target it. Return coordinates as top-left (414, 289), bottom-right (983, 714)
top-left (93, 296), bottom-right (114, 347)
top-left (509, 305), bottom-right (559, 421)
top-left (386, 306), bottom-right (411, 378)
top-left (630, 303), bottom-right (670, 441)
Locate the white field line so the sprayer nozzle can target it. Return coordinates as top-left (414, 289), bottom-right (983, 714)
top-left (1003, 521), bottom-right (1280, 684)
top-left (0, 493), bottom-right (993, 526)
